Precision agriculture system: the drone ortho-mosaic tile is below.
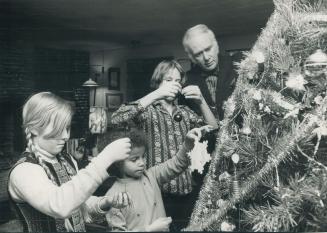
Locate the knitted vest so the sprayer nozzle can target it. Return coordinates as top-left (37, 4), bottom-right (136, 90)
top-left (8, 151), bottom-right (76, 232)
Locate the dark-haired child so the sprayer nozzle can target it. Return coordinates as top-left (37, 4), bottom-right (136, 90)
top-left (104, 127), bottom-right (209, 231)
top-left (111, 60), bottom-right (218, 229)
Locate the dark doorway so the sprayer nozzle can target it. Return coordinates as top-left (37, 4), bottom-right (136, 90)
top-left (126, 57), bottom-right (173, 101)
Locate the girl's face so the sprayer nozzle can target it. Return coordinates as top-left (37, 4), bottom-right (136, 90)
top-left (121, 146), bottom-right (146, 179)
top-left (33, 120), bottom-right (70, 156)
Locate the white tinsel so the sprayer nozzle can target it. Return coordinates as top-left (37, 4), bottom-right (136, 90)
top-left (285, 73), bottom-right (307, 91)
top-left (221, 221), bottom-right (236, 231)
top-left (249, 89), bottom-right (262, 100)
top-left (252, 50), bottom-right (266, 63)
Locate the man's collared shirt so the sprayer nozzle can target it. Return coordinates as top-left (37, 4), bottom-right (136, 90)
top-left (183, 55), bottom-right (237, 120)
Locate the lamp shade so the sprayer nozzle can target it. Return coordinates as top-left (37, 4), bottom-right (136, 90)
top-left (89, 106), bottom-right (108, 134)
top-left (82, 78), bottom-right (99, 87)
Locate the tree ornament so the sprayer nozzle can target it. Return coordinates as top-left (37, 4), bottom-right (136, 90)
top-left (231, 153), bottom-right (241, 199)
top-left (174, 113), bottom-right (183, 122)
top-left (252, 50), bottom-right (266, 64)
top-left (232, 180), bottom-right (241, 199)
top-left (304, 49), bottom-right (327, 78)
top-left (187, 139), bottom-right (211, 174)
top-left (231, 153), bottom-right (240, 164)
top-left (259, 103), bottom-right (264, 110)
top-left (240, 126), bottom-right (252, 135)
top-left (207, 199), bottom-right (213, 207)
top-left (220, 221), bottom-right (236, 232)
top-left (216, 199), bottom-right (225, 208)
top-left (249, 89), bottom-right (262, 100)
top-left (264, 106), bottom-right (271, 114)
top-left (219, 171), bottom-right (232, 181)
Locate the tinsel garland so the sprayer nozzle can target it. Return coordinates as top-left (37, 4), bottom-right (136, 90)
top-left (186, 112), bottom-right (319, 231)
top-left (187, 93), bottom-right (239, 227)
top-left (187, 5), bottom-right (283, 228)
top-left (186, 0), bottom-right (326, 230)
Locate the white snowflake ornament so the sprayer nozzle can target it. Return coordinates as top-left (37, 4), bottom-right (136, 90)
top-left (187, 139), bottom-right (211, 174)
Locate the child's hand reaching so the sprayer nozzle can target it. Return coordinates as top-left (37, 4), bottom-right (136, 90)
top-left (101, 138), bottom-right (131, 162)
top-left (154, 82), bottom-right (182, 100)
top-left (184, 125), bottom-right (214, 151)
top-left (146, 217), bottom-right (172, 232)
top-left (99, 192), bottom-right (132, 212)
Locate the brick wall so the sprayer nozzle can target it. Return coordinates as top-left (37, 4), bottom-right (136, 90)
top-left (0, 43), bottom-right (90, 162)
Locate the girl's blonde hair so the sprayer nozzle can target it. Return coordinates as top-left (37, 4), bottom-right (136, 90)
top-left (23, 92), bottom-right (74, 139)
top-left (22, 92), bottom-right (74, 182)
top-left (150, 59), bottom-right (186, 90)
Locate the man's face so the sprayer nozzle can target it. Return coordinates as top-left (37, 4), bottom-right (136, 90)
top-left (186, 33), bottom-right (219, 72)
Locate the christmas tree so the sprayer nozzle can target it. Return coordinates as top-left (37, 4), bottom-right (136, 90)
top-left (185, 0), bottom-right (327, 231)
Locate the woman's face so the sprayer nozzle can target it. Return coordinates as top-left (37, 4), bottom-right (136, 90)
top-left (33, 120), bottom-right (70, 155)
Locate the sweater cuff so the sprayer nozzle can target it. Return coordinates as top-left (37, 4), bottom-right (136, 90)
top-left (136, 101), bottom-right (147, 113)
top-left (89, 156), bottom-right (110, 182)
top-left (95, 196), bottom-right (110, 214)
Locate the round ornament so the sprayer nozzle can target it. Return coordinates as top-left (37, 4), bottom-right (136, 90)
top-left (304, 49), bottom-right (327, 77)
top-left (241, 126), bottom-right (252, 135)
top-left (231, 153), bottom-right (240, 164)
top-left (173, 113), bottom-right (183, 122)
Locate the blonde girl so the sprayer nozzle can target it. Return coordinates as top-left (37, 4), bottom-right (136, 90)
top-left (8, 92), bottom-right (132, 232)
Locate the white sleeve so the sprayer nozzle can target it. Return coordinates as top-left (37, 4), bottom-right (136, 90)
top-left (9, 159), bottom-right (109, 219)
top-left (85, 196), bottom-right (102, 215)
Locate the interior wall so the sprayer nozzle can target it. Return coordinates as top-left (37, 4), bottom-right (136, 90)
top-left (89, 49), bottom-right (129, 107)
top-left (90, 32), bottom-right (259, 106)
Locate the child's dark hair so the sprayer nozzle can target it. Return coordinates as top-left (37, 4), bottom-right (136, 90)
top-left (106, 127), bottom-right (147, 178)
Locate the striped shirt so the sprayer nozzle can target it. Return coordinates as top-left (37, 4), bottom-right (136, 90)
top-left (111, 101), bottom-right (203, 195)
top-left (205, 75), bottom-right (218, 105)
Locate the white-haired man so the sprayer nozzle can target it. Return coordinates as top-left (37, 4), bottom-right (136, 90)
top-left (165, 24), bottom-right (238, 231)
top-left (182, 24), bottom-right (237, 121)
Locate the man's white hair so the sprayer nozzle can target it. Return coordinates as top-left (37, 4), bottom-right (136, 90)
top-left (182, 24), bottom-right (218, 54)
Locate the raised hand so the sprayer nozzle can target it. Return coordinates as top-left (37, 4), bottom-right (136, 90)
top-left (146, 217), bottom-right (172, 232)
top-left (184, 125), bottom-right (214, 151)
top-left (154, 82), bottom-right (182, 100)
top-left (101, 192), bottom-right (132, 210)
top-left (101, 138), bottom-right (131, 162)
top-left (181, 85), bottom-right (204, 105)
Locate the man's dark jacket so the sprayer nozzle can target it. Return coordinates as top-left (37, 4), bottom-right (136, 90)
top-left (181, 54), bottom-right (238, 121)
